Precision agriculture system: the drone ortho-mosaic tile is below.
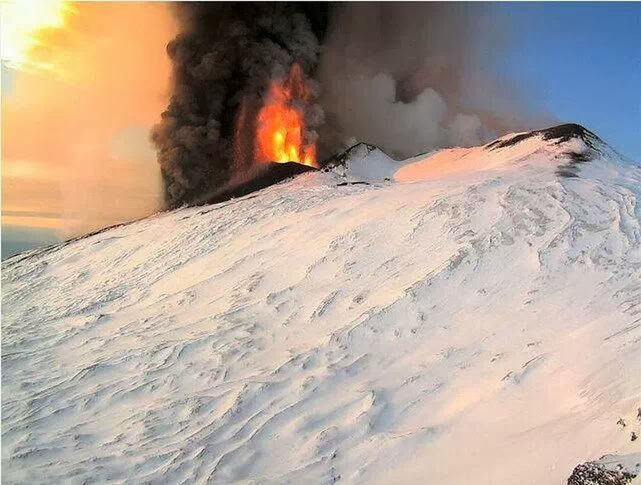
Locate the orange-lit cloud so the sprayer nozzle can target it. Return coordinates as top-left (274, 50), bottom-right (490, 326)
top-left (2, 2), bottom-right (177, 238)
top-left (1, 0), bottom-right (77, 76)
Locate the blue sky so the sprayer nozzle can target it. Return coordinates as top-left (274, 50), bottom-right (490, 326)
top-left (492, 2), bottom-right (641, 160)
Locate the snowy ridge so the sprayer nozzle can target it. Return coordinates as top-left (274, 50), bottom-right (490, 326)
top-left (322, 142), bottom-right (399, 181)
top-left (2, 127), bottom-right (641, 484)
top-left (395, 123), bottom-right (620, 184)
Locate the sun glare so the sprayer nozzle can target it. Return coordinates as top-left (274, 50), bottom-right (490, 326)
top-left (1, 0), bottom-right (75, 74)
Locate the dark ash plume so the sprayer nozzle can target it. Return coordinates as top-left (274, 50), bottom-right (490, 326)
top-left (152, 3), bottom-right (328, 208)
top-left (153, 2), bottom-right (550, 207)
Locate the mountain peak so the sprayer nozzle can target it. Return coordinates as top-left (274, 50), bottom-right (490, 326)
top-left (485, 123), bottom-right (602, 151)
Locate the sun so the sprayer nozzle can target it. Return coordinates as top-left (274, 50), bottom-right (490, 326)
top-left (1, 0), bottom-right (75, 73)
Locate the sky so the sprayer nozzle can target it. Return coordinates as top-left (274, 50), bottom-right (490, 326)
top-left (492, 2), bottom-right (641, 161)
top-left (1, 2), bottom-right (176, 258)
top-left (1, 1), bottom-right (640, 259)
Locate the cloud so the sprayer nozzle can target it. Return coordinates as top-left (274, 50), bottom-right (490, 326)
top-left (2, 2), bottom-right (177, 238)
top-left (317, 3), bottom-right (550, 159)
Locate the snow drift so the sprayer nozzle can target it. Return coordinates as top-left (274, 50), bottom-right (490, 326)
top-left (2, 124), bottom-right (640, 484)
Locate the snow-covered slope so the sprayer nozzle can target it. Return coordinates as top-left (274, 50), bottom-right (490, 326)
top-left (396, 123), bottom-right (618, 183)
top-left (3, 125), bottom-right (641, 484)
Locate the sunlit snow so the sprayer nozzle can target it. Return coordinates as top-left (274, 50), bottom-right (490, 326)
top-left (3, 128), bottom-right (640, 483)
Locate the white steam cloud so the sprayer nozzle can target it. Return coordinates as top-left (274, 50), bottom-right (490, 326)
top-left (318, 3), bottom-right (549, 158)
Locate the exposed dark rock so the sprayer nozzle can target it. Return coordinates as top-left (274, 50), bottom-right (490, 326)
top-left (565, 150), bottom-right (594, 164)
top-left (567, 462), bottom-right (635, 485)
top-left (320, 142), bottom-right (383, 170)
top-left (336, 181), bottom-right (371, 187)
top-left (485, 131), bottom-right (537, 150)
top-left (567, 454), bottom-right (640, 485)
top-left (556, 149), bottom-right (598, 179)
top-left (202, 162), bottom-right (317, 205)
top-left (540, 123), bottom-right (602, 148)
top-left (485, 123), bottom-right (603, 151)
top-left (482, 123), bottom-right (607, 180)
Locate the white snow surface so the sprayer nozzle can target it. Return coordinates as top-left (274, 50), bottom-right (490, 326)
top-left (327, 143), bottom-right (399, 181)
top-left (594, 452), bottom-right (641, 478)
top-left (396, 132), bottom-right (595, 182)
top-left (3, 132), bottom-right (641, 484)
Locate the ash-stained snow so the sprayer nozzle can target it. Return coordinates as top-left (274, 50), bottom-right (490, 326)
top-left (2, 127), bottom-right (641, 484)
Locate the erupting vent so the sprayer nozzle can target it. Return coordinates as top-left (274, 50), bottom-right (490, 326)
top-left (255, 64), bottom-right (317, 167)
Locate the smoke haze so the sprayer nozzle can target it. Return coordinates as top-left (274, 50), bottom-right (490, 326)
top-left (317, 3), bottom-right (547, 158)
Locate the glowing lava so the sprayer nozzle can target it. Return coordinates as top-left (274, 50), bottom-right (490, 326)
top-left (255, 64), bottom-right (316, 167)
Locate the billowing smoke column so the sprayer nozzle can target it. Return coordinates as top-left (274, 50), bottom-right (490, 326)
top-left (152, 3), bottom-right (328, 208)
top-left (153, 3), bottom-right (547, 208)
top-left (317, 3), bottom-right (546, 159)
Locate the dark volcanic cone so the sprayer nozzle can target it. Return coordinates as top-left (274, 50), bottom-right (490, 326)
top-left (200, 162), bottom-right (317, 206)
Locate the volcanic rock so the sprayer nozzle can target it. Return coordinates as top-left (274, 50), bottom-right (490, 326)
top-left (202, 161), bottom-right (317, 205)
top-left (567, 454), bottom-right (641, 485)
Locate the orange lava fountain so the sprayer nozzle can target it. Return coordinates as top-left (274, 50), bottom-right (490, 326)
top-left (255, 64), bottom-right (316, 167)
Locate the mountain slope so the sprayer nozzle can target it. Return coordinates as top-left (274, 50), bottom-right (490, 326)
top-left (2, 125), bottom-right (641, 484)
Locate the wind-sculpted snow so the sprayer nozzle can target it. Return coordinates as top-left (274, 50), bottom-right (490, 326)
top-left (2, 136), bottom-right (641, 484)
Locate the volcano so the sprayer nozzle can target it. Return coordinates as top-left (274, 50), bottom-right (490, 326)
top-left (3, 124), bottom-right (640, 484)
